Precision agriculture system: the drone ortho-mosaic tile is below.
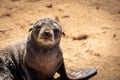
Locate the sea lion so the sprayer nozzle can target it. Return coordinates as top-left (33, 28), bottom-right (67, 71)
top-left (0, 18), bottom-right (97, 80)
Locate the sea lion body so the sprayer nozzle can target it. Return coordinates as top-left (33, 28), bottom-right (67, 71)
top-left (0, 18), bottom-right (97, 80)
top-left (25, 38), bottom-right (63, 80)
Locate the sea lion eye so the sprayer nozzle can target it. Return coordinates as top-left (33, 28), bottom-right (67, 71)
top-left (54, 29), bottom-right (59, 33)
top-left (54, 29), bottom-right (59, 32)
top-left (35, 25), bottom-right (41, 30)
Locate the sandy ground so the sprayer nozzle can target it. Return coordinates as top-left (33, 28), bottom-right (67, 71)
top-left (0, 0), bottom-right (120, 80)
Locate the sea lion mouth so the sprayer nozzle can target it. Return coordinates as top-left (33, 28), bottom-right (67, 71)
top-left (39, 33), bottom-right (53, 41)
top-left (39, 37), bottom-right (53, 42)
top-left (37, 36), bottom-right (55, 46)
top-left (43, 35), bottom-right (52, 40)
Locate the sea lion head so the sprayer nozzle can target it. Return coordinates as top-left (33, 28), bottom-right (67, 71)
top-left (29, 18), bottom-right (65, 48)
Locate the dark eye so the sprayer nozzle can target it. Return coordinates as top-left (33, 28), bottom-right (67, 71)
top-left (54, 29), bottom-right (60, 35)
top-left (35, 25), bottom-right (41, 30)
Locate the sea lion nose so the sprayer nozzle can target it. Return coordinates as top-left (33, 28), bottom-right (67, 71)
top-left (44, 30), bottom-right (50, 35)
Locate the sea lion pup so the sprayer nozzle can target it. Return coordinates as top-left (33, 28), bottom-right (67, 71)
top-left (0, 18), bottom-right (97, 80)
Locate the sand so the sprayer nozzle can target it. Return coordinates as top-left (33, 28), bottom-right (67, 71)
top-left (0, 0), bottom-right (120, 80)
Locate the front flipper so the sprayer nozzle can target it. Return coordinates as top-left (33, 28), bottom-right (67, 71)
top-left (68, 68), bottom-right (97, 80)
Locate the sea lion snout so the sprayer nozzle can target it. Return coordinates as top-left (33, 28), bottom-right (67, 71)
top-left (42, 30), bottom-right (53, 40)
top-left (37, 25), bottom-right (55, 43)
top-left (44, 30), bottom-right (50, 36)
top-left (36, 28), bottom-right (55, 47)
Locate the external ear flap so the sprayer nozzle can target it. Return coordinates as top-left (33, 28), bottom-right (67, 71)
top-left (29, 28), bottom-right (33, 32)
top-left (62, 32), bottom-right (65, 36)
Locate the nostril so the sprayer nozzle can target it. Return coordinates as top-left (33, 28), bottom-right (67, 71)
top-left (44, 31), bottom-right (50, 35)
